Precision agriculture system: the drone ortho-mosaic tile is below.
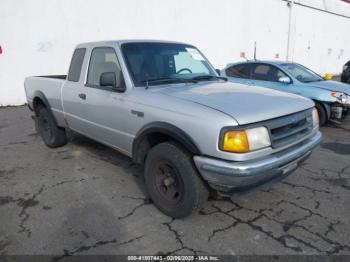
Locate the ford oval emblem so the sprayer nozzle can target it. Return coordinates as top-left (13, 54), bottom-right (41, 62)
top-left (291, 116), bottom-right (299, 124)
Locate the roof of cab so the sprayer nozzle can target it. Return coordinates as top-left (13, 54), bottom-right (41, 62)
top-left (76, 39), bottom-right (192, 48)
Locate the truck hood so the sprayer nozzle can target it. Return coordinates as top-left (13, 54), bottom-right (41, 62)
top-left (154, 81), bottom-right (314, 125)
top-left (306, 80), bottom-right (350, 95)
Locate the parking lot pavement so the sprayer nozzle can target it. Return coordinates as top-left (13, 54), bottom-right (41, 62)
top-left (0, 106), bottom-right (349, 257)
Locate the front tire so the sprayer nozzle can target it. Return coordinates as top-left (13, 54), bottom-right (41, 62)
top-left (315, 102), bottom-right (327, 126)
top-left (36, 106), bottom-right (67, 148)
top-left (144, 142), bottom-right (209, 218)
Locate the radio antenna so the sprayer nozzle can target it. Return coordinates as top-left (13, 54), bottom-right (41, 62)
top-left (254, 41), bottom-right (257, 60)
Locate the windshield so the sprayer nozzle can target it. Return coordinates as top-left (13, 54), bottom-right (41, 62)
top-left (121, 42), bottom-right (217, 86)
top-left (280, 63), bottom-right (323, 83)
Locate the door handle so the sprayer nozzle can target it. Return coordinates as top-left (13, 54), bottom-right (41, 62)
top-left (78, 93), bottom-right (86, 100)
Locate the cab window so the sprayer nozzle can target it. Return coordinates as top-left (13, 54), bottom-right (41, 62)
top-left (68, 48), bottom-right (86, 82)
top-left (87, 47), bottom-right (124, 88)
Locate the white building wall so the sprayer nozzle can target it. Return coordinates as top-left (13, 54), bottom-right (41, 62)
top-left (0, 0), bottom-right (349, 105)
top-left (292, 3), bottom-right (350, 73)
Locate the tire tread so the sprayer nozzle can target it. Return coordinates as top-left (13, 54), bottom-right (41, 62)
top-left (144, 142), bottom-right (208, 218)
top-left (37, 106), bottom-right (67, 148)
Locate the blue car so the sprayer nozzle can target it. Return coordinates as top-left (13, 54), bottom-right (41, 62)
top-left (221, 61), bottom-right (350, 125)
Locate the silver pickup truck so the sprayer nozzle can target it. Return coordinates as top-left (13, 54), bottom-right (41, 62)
top-left (24, 40), bottom-right (321, 218)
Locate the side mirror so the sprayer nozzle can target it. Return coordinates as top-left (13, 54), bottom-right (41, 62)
top-left (278, 76), bottom-right (291, 84)
top-left (100, 72), bottom-right (125, 92)
top-left (100, 72), bottom-right (116, 87)
top-left (216, 69), bottom-right (221, 76)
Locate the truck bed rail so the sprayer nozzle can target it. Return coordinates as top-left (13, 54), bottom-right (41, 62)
top-left (36, 75), bottom-right (67, 80)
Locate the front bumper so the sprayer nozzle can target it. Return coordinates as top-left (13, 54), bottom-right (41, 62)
top-left (194, 131), bottom-right (322, 195)
top-left (330, 104), bottom-right (350, 121)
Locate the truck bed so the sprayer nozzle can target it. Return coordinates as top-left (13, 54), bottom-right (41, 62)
top-left (24, 75), bottom-right (66, 127)
top-left (24, 75), bottom-right (66, 111)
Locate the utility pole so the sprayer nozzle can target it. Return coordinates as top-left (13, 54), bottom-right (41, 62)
top-left (286, 0), bottom-right (295, 61)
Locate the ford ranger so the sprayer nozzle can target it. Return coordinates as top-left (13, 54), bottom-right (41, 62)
top-left (24, 40), bottom-right (322, 218)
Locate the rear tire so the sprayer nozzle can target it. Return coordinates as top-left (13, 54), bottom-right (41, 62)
top-left (36, 106), bottom-right (67, 148)
top-left (144, 142), bottom-right (209, 218)
top-left (315, 102), bottom-right (327, 126)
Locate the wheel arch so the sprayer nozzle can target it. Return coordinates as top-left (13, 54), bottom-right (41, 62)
top-left (32, 90), bottom-right (63, 128)
top-left (313, 100), bottom-right (331, 120)
top-left (32, 91), bottom-right (51, 115)
top-left (132, 122), bottom-right (201, 165)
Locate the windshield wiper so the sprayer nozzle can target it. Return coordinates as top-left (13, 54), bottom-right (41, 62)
top-left (140, 75), bottom-right (227, 89)
top-left (190, 75), bottom-right (227, 82)
top-left (140, 77), bottom-right (196, 89)
top-left (304, 79), bottom-right (324, 83)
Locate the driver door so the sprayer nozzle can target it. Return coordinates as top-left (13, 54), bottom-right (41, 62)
top-left (64, 46), bottom-right (133, 154)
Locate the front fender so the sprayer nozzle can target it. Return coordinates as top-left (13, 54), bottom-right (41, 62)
top-left (132, 121), bottom-right (201, 164)
top-left (294, 84), bottom-right (336, 103)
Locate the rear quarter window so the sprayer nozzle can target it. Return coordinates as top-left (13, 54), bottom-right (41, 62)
top-left (68, 48), bottom-right (86, 82)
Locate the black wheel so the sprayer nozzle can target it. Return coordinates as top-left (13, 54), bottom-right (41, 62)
top-left (315, 102), bottom-right (327, 126)
top-left (144, 142), bottom-right (209, 218)
top-left (36, 106), bottom-right (67, 148)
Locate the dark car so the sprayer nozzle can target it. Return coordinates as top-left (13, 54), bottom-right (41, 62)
top-left (341, 60), bottom-right (350, 84)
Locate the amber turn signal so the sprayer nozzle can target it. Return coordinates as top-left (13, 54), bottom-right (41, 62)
top-left (222, 130), bottom-right (250, 153)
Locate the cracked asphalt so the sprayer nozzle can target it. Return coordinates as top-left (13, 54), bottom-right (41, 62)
top-left (0, 106), bottom-right (349, 257)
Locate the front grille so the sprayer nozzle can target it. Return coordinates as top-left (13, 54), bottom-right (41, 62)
top-left (265, 109), bottom-right (313, 148)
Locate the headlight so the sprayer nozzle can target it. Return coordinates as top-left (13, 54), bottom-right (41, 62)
top-left (312, 108), bottom-right (319, 128)
top-left (221, 127), bottom-right (271, 153)
top-left (331, 91), bottom-right (348, 104)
